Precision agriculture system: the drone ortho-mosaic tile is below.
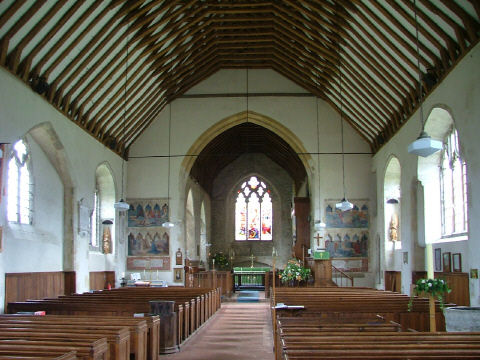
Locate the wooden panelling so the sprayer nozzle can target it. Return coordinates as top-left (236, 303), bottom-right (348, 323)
top-left (89, 271), bottom-right (115, 291)
top-left (385, 271), bottom-right (402, 293)
top-left (413, 271), bottom-right (470, 306)
top-left (294, 197), bottom-right (310, 262)
top-left (5, 271), bottom-right (75, 310)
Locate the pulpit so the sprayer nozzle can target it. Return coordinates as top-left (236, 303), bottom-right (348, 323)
top-left (306, 257), bottom-right (336, 287)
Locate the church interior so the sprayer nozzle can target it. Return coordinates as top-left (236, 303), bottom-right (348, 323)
top-left (1, 1), bottom-right (480, 358)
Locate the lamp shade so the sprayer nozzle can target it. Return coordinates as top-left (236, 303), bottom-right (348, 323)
top-left (114, 199), bottom-right (130, 211)
top-left (162, 221), bottom-right (175, 228)
top-left (335, 198), bottom-right (354, 211)
top-left (408, 131), bottom-right (442, 157)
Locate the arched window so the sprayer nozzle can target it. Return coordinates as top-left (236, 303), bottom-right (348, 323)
top-left (90, 189), bottom-right (100, 249)
top-left (440, 127), bottom-right (468, 238)
top-left (7, 139), bottom-right (32, 224)
top-left (91, 163), bottom-right (115, 252)
top-left (235, 176), bottom-right (272, 241)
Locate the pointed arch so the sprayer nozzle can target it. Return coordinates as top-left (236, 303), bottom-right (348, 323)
top-left (181, 110), bottom-right (313, 179)
top-left (28, 122), bottom-right (76, 271)
top-left (384, 156), bottom-right (402, 264)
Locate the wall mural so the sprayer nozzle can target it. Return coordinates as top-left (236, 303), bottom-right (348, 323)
top-left (127, 198), bottom-right (170, 270)
top-left (324, 199), bottom-right (369, 272)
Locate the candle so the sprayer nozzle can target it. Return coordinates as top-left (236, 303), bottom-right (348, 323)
top-left (122, 272), bottom-right (125, 278)
top-left (157, 269), bottom-right (159, 279)
top-left (143, 269), bottom-right (146, 279)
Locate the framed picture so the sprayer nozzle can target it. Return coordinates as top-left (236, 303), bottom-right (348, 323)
top-left (453, 253), bottom-right (462, 272)
top-left (443, 252), bottom-right (451, 273)
top-left (174, 268), bottom-right (183, 283)
top-left (434, 248), bottom-right (442, 271)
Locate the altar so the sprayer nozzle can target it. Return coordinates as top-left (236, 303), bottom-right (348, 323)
top-left (233, 267), bottom-right (270, 291)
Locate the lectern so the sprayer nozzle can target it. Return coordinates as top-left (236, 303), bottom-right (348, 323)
top-left (307, 256), bottom-right (336, 287)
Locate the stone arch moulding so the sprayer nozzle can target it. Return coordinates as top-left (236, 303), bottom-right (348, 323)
top-left (27, 122), bottom-right (76, 271)
top-left (180, 110), bottom-right (314, 178)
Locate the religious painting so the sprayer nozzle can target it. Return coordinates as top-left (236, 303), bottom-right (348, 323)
top-left (453, 253), bottom-right (462, 272)
top-left (324, 231), bottom-right (368, 258)
top-left (443, 252), bottom-right (451, 272)
top-left (174, 268), bottom-right (183, 282)
top-left (323, 199), bottom-right (369, 272)
top-left (127, 256), bottom-right (170, 270)
top-left (435, 248), bottom-right (442, 271)
top-left (127, 198), bottom-right (169, 227)
top-left (127, 229), bottom-right (170, 256)
top-left (325, 200), bottom-right (369, 228)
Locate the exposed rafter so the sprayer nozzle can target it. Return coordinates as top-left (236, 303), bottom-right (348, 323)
top-left (0, 0), bottom-right (478, 156)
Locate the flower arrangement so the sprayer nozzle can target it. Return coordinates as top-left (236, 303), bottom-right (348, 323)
top-left (408, 278), bottom-right (451, 312)
top-left (279, 259), bottom-right (311, 284)
top-left (212, 252), bottom-right (229, 270)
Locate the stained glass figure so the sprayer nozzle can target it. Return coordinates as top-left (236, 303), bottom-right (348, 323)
top-left (235, 176), bottom-right (272, 241)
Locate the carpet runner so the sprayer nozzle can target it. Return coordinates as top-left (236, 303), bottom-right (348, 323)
top-left (162, 302), bottom-right (274, 360)
top-left (236, 290), bottom-right (260, 302)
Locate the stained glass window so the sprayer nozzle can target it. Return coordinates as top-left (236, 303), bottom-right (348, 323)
top-left (7, 139), bottom-right (32, 224)
top-left (235, 176), bottom-right (272, 241)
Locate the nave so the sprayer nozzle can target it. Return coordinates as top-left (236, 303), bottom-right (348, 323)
top-left (164, 300), bottom-right (274, 360)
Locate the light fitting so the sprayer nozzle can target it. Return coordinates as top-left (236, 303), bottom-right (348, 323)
top-left (161, 104), bottom-right (174, 228)
top-left (408, 131), bottom-right (442, 157)
top-left (336, 198), bottom-right (354, 212)
top-left (114, 200), bottom-right (130, 211)
top-left (336, 46), bottom-right (354, 212)
top-left (386, 198), bottom-right (399, 204)
top-left (115, 33), bottom-right (130, 212)
top-left (407, 0), bottom-right (441, 158)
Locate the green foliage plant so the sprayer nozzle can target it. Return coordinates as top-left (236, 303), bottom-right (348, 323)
top-left (408, 278), bottom-right (451, 312)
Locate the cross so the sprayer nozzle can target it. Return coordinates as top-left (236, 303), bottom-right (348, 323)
top-left (249, 254), bottom-right (255, 268)
top-left (314, 233), bottom-right (323, 248)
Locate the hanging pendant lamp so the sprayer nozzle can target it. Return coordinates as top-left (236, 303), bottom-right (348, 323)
top-left (162, 103), bottom-right (175, 228)
top-left (407, 0), bottom-right (442, 157)
top-left (335, 46), bottom-right (353, 212)
top-left (114, 33), bottom-right (130, 212)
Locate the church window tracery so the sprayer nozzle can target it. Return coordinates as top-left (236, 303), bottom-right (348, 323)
top-left (7, 139), bottom-right (32, 224)
top-left (440, 127), bottom-right (468, 238)
top-left (235, 176), bottom-right (272, 241)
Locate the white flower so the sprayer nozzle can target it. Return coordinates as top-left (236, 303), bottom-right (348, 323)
top-left (428, 283), bottom-right (432, 287)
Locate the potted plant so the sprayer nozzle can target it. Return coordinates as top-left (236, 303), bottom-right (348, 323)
top-left (279, 259), bottom-right (311, 286)
top-left (408, 278), bottom-right (451, 312)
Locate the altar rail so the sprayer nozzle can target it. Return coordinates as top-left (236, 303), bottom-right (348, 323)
top-left (332, 265), bottom-right (354, 287)
top-left (191, 271), bottom-right (233, 296)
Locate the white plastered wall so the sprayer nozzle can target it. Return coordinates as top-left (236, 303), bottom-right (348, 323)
top-left (0, 67), bottom-right (128, 312)
top-left (372, 42), bottom-right (480, 304)
top-left (129, 69), bottom-right (374, 286)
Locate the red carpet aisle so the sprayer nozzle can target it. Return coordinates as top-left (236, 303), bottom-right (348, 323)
top-left (162, 302), bottom-right (274, 360)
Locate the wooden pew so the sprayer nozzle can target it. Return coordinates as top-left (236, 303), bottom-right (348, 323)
top-left (0, 315), bottom-right (149, 360)
top-left (274, 288), bottom-right (479, 360)
top-left (0, 350), bottom-right (77, 359)
top-left (0, 337), bottom-right (109, 360)
top-left (6, 287), bottom-right (220, 355)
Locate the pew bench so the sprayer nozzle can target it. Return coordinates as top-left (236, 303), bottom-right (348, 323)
top-left (0, 316), bottom-right (147, 360)
top-left (0, 337), bottom-right (109, 360)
